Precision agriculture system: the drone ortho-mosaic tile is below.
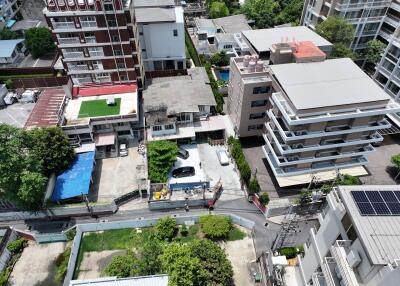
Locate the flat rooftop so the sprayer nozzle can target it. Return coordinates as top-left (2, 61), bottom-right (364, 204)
top-left (133, 0), bottom-right (174, 7)
top-left (0, 102), bottom-right (35, 128)
top-left (212, 14), bottom-right (251, 34)
top-left (242, 26), bottom-right (332, 53)
top-left (270, 58), bottom-right (392, 111)
top-left (135, 6), bottom-right (182, 23)
top-left (338, 185), bottom-right (400, 265)
top-left (25, 88), bottom-right (66, 129)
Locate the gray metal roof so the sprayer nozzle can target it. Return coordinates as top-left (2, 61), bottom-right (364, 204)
top-left (144, 68), bottom-right (216, 115)
top-left (242, 26), bottom-right (332, 53)
top-left (215, 33), bottom-right (235, 43)
top-left (0, 39), bottom-right (24, 58)
top-left (338, 186), bottom-right (400, 265)
top-left (133, 0), bottom-right (174, 7)
top-left (135, 7), bottom-right (176, 23)
top-left (10, 20), bottom-right (42, 31)
top-left (70, 275), bottom-right (169, 286)
top-left (212, 14), bottom-right (251, 34)
top-left (270, 58), bottom-right (391, 111)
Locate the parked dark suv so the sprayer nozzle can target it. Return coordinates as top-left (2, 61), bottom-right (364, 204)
top-left (172, 166), bottom-right (195, 178)
top-left (177, 148), bottom-right (189, 159)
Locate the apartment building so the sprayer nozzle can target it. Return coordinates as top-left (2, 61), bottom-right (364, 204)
top-left (0, 0), bottom-right (21, 23)
top-left (227, 26), bottom-right (332, 137)
top-left (131, 0), bottom-right (186, 79)
top-left (263, 57), bottom-right (400, 179)
top-left (298, 185), bottom-right (400, 286)
top-left (43, 0), bottom-right (140, 87)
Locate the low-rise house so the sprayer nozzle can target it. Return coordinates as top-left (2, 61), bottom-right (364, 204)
top-left (144, 67), bottom-right (227, 142)
top-left (0, 39), bottom-right (26, 67)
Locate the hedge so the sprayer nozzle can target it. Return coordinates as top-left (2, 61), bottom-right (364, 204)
top-left (228, 136), bottom-right (255, 188)
top-left (185, 30), bottom-right (201, 67)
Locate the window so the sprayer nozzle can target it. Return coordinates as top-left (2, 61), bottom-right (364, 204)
top-left (253, 86), bottom-right (270, 94)
top-left (104, 3), bottom-right (113, 11)
top-left (223, 45), bottom-right (233, 49)
top-left (120, 75), bottom-right (128, 81)
top-left (177, 61), bottom-right (184, 70)
top-left (248, 124), bottom-right (263, 131)
top-left (139, 32), bottom-right (143, 36)
top-left (114, 49), bottom-right (122, 56)
top-left (112, 35), bottom-right (120, 42)
top-left (173, 29), bottom-right (178, 37)
top-left (154, 61), bottom-right (163, 70)
top-left (141, 48), bottom-right (146, 52)
top-left (117, 62), bottom-right (126, 69)
top-left (152, 125), bottom-right (162, 131)
top-left (107, 20), bottom-right (117, 27)
top-left (177, 113), bottom-right (191, 122)
top-left (199, 106), bottom-right (205, 112)
top-left (81, 16), bottom-right (95, 22)
top-left (165, 124), bottom-right (174, 130)
top-left (251, 100), bottom-right (268, 107)
top-left (249, 112), bottom-right (266, 120)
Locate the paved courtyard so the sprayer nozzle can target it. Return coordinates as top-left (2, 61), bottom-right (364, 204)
top-left (8, 241), bottom-right (66, 286)
top-left (0, 103), bottom-right (35, 128)
top-left (90, 141), bottom-right (146, 202)
top-left (78, 250), bottom-right (126, 280)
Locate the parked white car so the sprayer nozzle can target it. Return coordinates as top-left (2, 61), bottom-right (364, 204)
top-left (216, 149), bottom-right (229, 166)
top-left (120, 144), bottom-right (128, 157)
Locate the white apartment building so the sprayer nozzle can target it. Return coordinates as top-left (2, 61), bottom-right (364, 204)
top-left (299, 185), bottom-right (400, 286)
top-left (0, 0), bottom-right (21, 22)
top-left (132, 0), bottom-right (186, 79)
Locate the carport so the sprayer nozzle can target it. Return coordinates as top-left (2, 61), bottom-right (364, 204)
top-left (95, 132), bottom-right (118, 159)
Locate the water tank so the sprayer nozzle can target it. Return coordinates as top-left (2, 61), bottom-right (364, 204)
top-left (248, 61), bottom-right (256, 73)
top-left (243, 55), bottom-right (250, 67)
top-left (255, 60), bottom-right (264, 72)
top-left (251, 55), bottom-right (259, 62)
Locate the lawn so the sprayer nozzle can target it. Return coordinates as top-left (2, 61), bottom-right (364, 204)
top-left (78, 98), bottom-right (121, 118)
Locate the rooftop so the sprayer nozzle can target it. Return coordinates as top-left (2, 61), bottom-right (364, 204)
top-left (144, 68), bottom-right (216, 115)
top-left (212, 14), bottom-right (252, 34)
top-left (0, 39), bottom-right (24, 58)
top-left (10, 20), bottom-right (43, 31)
top-left (133, 0), bottom-right (174, 7)
top-left (338, 185), bottom-right (400, 265)
top-left (215, 33), bottom-right (235, 43)
top-left (70, 275), bottom-right (169, 286)
top-left (270, 58), bottom-right (391, 111)
top-left (134, 6), bottom-right (180, 23)
top-left (25, 88), bottom-right (66, 129)
top-left (242, 26), bottom-right (332, 53)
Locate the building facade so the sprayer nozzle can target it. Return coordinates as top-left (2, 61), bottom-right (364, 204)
top-left (43, 0), bottom-right (140, 87)
top-left (299, 185), bottom-right (400, 286)
top-left (0, 0), bottom-right (21, 22)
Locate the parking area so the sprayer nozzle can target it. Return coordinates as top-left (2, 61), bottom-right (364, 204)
top-left (18, 54), bottom-right (55, 68)
top-left (197, 143), bottom-right (242, 201)
top-left (0, 102), bottom-right (35, 128)
top-left (8, 241), bottom-right (66, 286)
top-left (90, 140), bottom-right (146, 202)
top-left (362, 134), bottom-right (400, 185)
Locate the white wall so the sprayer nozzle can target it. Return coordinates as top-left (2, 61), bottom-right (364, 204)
top-left (151, 123), bottom-right (177, 137)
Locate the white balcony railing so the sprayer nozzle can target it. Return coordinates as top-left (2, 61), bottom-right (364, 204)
top-left (68, 65), bottom-right (89, 71)
top-left (85, 36), bottom-right (96, 43)
top-left (53, 22), bottom-right (75, 29)
top-left (63, 52), bottom-right (84, 59)
top-left (81, 21), bottom-right (97, 28)
top-left (58, 37), bottom-right (80, 44)
top-left (331, 241), bottom-right (359, 286)
top-left (89, 51), bottom-right (104, 57)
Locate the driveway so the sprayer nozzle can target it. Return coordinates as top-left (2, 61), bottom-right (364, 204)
top-left (91, 141), bottom-right (146, 202)
top-left (8, 241), bottom-right (66, 286)
top-left (197, 143), bottom-right (243, 201)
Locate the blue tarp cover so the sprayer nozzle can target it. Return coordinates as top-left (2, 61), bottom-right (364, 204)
top-left (51, 151), bottom-right (95, 201)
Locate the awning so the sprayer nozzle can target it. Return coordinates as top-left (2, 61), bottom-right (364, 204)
top-left (95, 133), bottom-right (116, 146)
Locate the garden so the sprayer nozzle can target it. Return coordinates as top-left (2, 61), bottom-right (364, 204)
top-left (69, 215), bottom-right (248, 286)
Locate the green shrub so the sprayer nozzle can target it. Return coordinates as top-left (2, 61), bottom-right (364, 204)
top-left (227, 227), bottom-right (246, 241)
top-left (0, 268), bottom-right (11, 286)
top-left (147, 140), bottom-right (178, 183)
top-left (65, 228), bottom-right (76, 241)
top-left (155, 217), bottom-right (177, 241)
top-left (7, 238), bottom-right (27, 254)
top-left (228, 137), bottom-right (252, 185)
top-left (4, 79), bottom-right (13, 90)
top-left (103, 255), bottom-right (139, 278)
top-left (279, 247), bottom-right (298, 259)
top-left (337, 174), bottom-right (362, 185)
top-left (210, 51), bottom-right (229, 67)
top-left (180, 225), bottom-right (188, 237)
top-left (258, 192), bottom-right (269, 205)
top-left (199, 215), bottom-right (231, 240)
top-left (55, 247), bottom-right (71, 282)
top-left (185, 30), bottom-right (201, 67)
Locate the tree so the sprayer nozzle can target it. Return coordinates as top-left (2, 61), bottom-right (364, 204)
top-left (315, 16), bottom-right (355, 46)
top-left (189, 239), bottom-right (233, 286)
top-left (17, 171), bottom-right (48, 210)
top-left (258, 192), bottom-right (270, 206)
top-left (209, 1), bottom-right (229, 19)
top-left (25, 27), bottom-right (55, 58)
top-left (248, 177), bottom-right (261, 195)
top-left (274, 0), bottom-right (303, 26)
top-left (137, 236), bottom-right (163, 275)
top-left (392, 154), bottom-right (400, 180)
top-left (5, 79), bottom-right (13, 90)
top-left (104, 255), bottom-right (140, 278)
top-left (330, 43), bottom-right (355, 59)
top-left (0, 28), bottom-right (18, 40)
top-left (155, 217), bottom-right (177, 241)
top-left (210, 50), bottom-right (230, 67)
top-left (29, 127), bottom-right (75, 176)
top-left (242, 0), bottom-right (281, 29)
top-left (365, 39), bottom-right (386, 65)
top-left (199, 215), bottom-right (231, 240)
top-left (337, 174), bottom-right (362, 185)
top-left (160, 243), bottom-right (201, 286)
top-left (147, 140), bottom-right (178, 183)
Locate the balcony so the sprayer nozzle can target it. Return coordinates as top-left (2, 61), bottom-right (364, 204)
top-left (335, 0), bottom-right (390, 11)
top-left (58, 37), bottom-right (80, 44)
top-left (89, 51), bottom-right (104, 57)
top-left (85, 36), bottom-right (96, 43)
top-left (68, 65), bottom-right (89, 71)
top-left (52, 22), bottom-right (75, 29)
top-left (330, 241), bottom-right (359, 286)
top-left (80, 21), bottom-right (97, 28)
top-left (63, 52), bottom-right (84, 59)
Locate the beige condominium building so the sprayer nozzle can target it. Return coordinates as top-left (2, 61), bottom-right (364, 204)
top-left (227, 26), bottom-right (332, 138)
top-left (263, 56), bottom-right (400, 181)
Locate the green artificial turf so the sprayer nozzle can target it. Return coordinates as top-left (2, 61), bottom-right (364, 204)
top-left (78, 98), bottom-right (121, 118)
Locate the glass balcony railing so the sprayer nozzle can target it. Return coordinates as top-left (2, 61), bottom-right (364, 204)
top-left (63, 52), bottom-right (84, 59)
top-left (53, 22), bottom-right (75, 29)
top-left (81, 21), bottom-right (97, 28)
top-left (58, 37), bottom-right (80, 44)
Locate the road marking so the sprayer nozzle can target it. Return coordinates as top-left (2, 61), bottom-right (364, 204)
top-left (33, 58), bottom-right (40, 67)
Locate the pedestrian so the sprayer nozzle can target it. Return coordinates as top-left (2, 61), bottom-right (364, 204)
top-left (185, 203), bottom-right (189, 212)
top-left (199, 162), bottom-right (202, 169)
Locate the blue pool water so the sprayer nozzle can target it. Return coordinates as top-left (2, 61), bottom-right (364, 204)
top-left (219, 70), bottom-right (230, 81)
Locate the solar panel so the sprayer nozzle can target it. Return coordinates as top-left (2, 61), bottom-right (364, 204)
top-left (351, 190), bottom-right (400, 216)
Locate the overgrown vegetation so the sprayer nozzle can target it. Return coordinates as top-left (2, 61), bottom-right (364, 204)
top-left (147, 140), bottom-right (178, 183)
top-left (155, 217), bottom-right (177, 241)
top-left (278, 245), bottom-right (304, 259)
top-left (185, 30), bottom-right (201, 67)
top-left (25, 27), bottom-right (56, 58)
top-left (0, 237), bottom-right (28, 285)
top-left (55, 247), bottom-right (71, 282)
top-left (7, 238), bottom-right (27, 254)
top-left (209, 1), bottom-right (229, 18)
top-left (258, 192), bottom-right (270, 206)
top-left (364, 39), bottom-right (386, 74)
top-left (0, 28), bottom-right (19, 40)
top-left (200, 215), bottom-right (232, 240)
top-left (210, 51), bottom-right (230, 67)
top-left (0, 124), bottom-right (74, 210)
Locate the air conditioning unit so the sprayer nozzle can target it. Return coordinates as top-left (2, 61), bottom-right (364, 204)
top-left (347, 250), bottom-right (361, 268)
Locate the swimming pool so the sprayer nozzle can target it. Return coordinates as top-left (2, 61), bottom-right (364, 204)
top-left (218, 69), bottom-right (230, 81)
